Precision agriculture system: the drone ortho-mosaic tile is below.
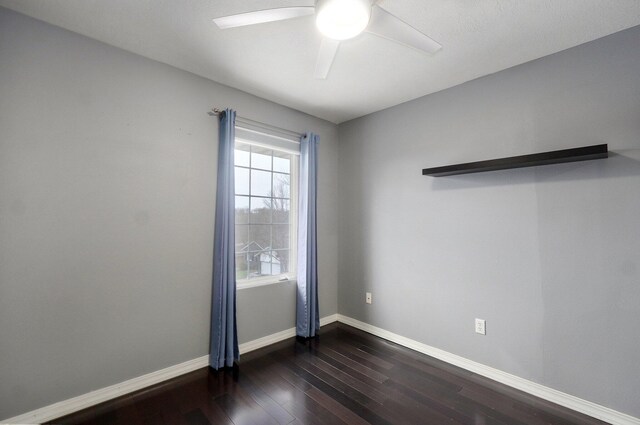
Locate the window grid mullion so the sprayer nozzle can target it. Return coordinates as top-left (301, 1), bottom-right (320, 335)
top-left (246, 145), bottom-right (252, 278)
top-left (269, 165), bottom-right (274, 275)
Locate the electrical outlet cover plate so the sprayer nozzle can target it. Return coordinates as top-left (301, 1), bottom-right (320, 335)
top-left (365, 292), bottom-right (372, 304)
top-left (475, 318), bottom-right (486, 335)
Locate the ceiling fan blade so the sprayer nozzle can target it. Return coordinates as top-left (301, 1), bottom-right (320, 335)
top-left (366, 6), bottom-right (442, 54)
top-left (213, 7), bottom-right (315, 29)
top-left (314, 38), bottom-right (340, 79)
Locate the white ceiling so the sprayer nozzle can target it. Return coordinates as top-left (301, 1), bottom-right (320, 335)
top-left (1, 0), bottom-right (639, 124)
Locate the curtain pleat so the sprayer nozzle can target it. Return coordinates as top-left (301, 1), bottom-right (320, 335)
top-left (296, 132), bottom-right (320, 338)
top-left (210, 109), bottom-right (239, 369)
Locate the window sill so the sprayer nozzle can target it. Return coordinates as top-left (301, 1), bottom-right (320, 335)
top-left (236, 276), bottom-right (296, 290)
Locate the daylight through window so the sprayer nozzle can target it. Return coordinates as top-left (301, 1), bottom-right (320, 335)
top-left (234, 141), bottom-right (297, 287)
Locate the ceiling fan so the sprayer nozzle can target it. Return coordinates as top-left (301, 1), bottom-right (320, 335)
top-left (213, 0), bottom-right (442, 79)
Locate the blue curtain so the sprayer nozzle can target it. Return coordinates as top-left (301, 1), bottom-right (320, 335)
top-left (210, 109), bottom-right (239, 369)
top-left (296, 132), bottom-right (320, 338)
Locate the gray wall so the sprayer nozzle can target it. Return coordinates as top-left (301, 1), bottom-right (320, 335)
top-left (0, 7), bottom-right (338, 420)
top-left (338, 26), bottom-right (640, 418)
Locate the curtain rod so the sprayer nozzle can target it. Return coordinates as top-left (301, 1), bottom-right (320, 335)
top-left (208, 108), bottom-right (303, 140)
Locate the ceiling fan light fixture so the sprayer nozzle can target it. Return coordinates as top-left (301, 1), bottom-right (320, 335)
top-left (315, 0), bottom-right (371, 40)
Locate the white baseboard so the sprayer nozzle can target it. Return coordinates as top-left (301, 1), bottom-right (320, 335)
top-left (239, 313), bottom-right (338, 354)
top-left (1, 313), bottom-right (339, 424)
top-left (2, 355), bottom-right (210, 424)
top-left (337, 314), bottom-right (640, 425)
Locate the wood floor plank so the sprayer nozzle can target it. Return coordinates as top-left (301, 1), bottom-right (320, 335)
top-left (234, 373), bottom-right (296, 424)
top-left (313, 344), bottom-right (389, 383)
top-left (304, 387), bottom-right (371, 425)
top-left (215, 392), bottom-right (278, 425)
top-left (280, 399), bottom-right (341, 425)
top-left (308, 345), bottom-right (472, 425)
top-left (324, 339), bottom-right (395, 370)
top-left (299, 352), bottom-right (389, 404)
top-left (242, 362), bottom-right (348, 425)
top-left (512, 399), bottom-right (610, 425)
top-left (197, 400), bottom-right (235, 425)
top-left (283, 361), bottom-right (394, 425)
top-left (183, 408), bottom-right (211, 425)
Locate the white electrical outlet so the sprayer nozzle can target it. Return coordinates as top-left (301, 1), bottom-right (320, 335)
top-left (365, 292), bottom-right (372, 304)
top-left (475, 318), bottom-right (486, 335)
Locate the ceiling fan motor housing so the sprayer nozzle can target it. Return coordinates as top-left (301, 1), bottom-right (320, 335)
top-left (315, 0), bottom-right (372, 40)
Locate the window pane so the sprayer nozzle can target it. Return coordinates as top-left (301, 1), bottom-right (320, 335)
top-left (273, 173), bottom-right (290, 199)
top-left (248, 252), bottom-right (261, 278)
top-left (236, 254), bottom-right (248, 280)
top-left (249, 224), bottom-right (270, 250)
top-left (251, 169), bottom-right (272, 197)
top-left (272, 199), bottom-right (290, 224)
top-left (235, 167), bottom-right (250, 196)
top-left (234, 138), bottom-right (297, 283)
top-left (235, 144), bottom-right (250, 167)
top-left (273, 250), bottom-right (289, 274)
top-left (235, 196), bottom-right (249, 224)
top-left (273, 153), bottom-right (290, 173)
top-left (251, 147), bottom-right (272, 170)
top-left (250, 197), bottom-right (271, 224)
top-left (259, 252), bottom-right (272, 276)
top-left (235, 225), bottom-right (249, 250)
top-left (272, 225), bottom-right (289, 249)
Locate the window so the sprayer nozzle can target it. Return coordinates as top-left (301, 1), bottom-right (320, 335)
top-left (234, 137), bottom-right (298, 289)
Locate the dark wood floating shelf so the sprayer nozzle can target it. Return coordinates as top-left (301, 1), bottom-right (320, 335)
top-left (422, 144), bottom-right (608, 177)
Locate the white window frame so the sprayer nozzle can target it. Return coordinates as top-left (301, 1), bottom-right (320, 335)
top-left (234, 121), bottom-right (300, 290)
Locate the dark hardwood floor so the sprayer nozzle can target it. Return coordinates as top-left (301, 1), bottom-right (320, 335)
top-left (51, 323), bottom-right (608, 425)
